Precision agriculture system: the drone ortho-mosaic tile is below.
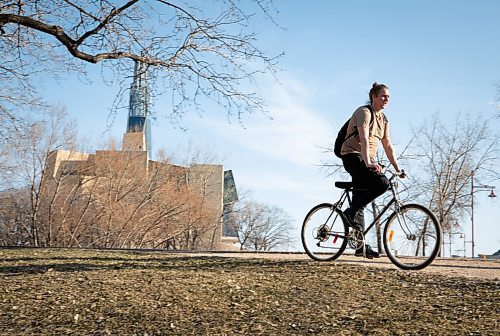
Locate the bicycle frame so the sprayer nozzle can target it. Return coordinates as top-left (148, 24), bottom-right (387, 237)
top-left (302, 168), bottom-right (442, 269)
top-left (333, 172), bottom-right (402, 236)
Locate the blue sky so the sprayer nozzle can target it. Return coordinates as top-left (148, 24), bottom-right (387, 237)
top-left (42, 1), bottom-right (500, 256)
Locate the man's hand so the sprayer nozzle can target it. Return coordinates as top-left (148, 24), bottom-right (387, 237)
top-left (366, 161), bottom-right (383, 173)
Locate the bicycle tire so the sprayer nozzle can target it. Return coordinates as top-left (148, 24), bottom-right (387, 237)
top-left (301, 203), bottom-right (349, 261)
top-left (383, 204), bottom-right (442, 270)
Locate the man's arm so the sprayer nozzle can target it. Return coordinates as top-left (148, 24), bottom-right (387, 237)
top-left (381, 124), bottom-right (401, 172)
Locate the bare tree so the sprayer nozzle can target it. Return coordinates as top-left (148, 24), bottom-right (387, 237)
top-left (40, 169), bottom-right (100, 247)
top-left (0, 188), bottom-right (32, 245)
top-left (0, 0), bottom-right (281, 127)
top-left (232, 200), bottom-right (292, 251)
top-left (401, 113), bottom-right (498, 241)
top-left (0, 105), bottom-right (77, 246)
top-left (0, 115), bottom-right (230, 249)
top-left (39, 143), bottom-right (227, 249)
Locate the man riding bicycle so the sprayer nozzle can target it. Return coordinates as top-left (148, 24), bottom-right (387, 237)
top-left (340, 82), bottom-right (402, 259)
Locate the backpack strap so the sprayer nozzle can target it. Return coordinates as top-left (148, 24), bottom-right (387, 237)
top-left (367, 105), bottom-right (376, 129)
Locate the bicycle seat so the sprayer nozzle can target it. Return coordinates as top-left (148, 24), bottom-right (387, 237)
top-left (335, 181), bottom-right (354, 190)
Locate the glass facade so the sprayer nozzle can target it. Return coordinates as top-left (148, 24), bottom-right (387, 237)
top-left (126, 61), bottom-right (152, 157)
top-left (222, 170), bottom-right (239, 238)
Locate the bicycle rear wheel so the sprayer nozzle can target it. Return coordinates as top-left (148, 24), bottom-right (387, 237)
top-left (301, 203), bottom-right (349, 261)
top-left (383, 204), bottom-right (442, 270)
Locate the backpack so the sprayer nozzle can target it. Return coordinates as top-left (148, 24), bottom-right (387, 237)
top-left (334, 105), bottom-right (379, 158)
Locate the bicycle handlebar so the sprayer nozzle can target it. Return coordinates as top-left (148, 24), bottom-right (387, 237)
top-left (381, 165), bottom-right (407, 179)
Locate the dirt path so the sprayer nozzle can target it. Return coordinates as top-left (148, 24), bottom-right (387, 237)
top-left (187, 251), bottom-right (500, 280)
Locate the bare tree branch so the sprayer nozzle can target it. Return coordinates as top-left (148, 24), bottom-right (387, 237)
top-left (0, 0), bottom-right (281, 129)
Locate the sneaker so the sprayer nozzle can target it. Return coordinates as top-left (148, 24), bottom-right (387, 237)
top-left (355, 245), bottom-right (380, 259)
top-left (343, 208), bottom-right (363, 231)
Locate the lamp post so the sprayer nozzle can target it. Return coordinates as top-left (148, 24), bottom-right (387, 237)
top-left (454, 233), bottom-right (466, 258)
top-left (447, 231), bottom-right (462, 258)
top-left (461, 234), bottom-right (466, 258)
top-left (470, 171), bottom-right (496, 258)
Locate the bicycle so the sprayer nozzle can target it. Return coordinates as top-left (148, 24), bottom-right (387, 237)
top-left (301, 168), bottom-right (442, 270)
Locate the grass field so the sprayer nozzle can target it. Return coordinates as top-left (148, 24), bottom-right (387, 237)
top-left (0, 248), bottom-right (498, 335)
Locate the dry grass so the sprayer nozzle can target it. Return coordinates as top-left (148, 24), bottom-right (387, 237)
top-left (0, 248), bottom-right (498, 335)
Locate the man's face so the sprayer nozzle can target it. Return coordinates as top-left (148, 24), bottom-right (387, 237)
top-left (372, 88), bottom-right (390, 111)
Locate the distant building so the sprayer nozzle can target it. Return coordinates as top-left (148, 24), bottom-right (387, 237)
top-left (41, 61), bottom-right (239, 250)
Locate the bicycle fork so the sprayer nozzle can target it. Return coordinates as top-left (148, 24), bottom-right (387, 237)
top-left (390, 188), bottom-right (413, 240)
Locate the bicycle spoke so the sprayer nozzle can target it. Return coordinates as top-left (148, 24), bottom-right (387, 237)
top-left (302, 203), bottom-right (348, 261)
top-left (384, 204), bottom-right (442, 270)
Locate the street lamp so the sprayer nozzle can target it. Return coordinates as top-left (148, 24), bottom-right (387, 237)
top-left (446, 231), bottom-right (463, 258)
top-left (470, 171), bottom-right (496, 258)
top-left (454, 233), bottom-right (466, 258)
top-left (460, 234), bottom-right (466, 258)
top-left (453, 233), bottom-right (475, 258)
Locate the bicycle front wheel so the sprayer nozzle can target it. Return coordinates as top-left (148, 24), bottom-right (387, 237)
top-left (301, 203), bottom-right (349, 261)
top-left (383, 204), bottom-right (442, 270)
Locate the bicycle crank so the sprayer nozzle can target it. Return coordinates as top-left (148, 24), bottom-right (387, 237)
top-left (348, 230), bottom-right (364, 250)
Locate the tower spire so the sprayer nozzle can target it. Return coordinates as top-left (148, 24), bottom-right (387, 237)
top-left (122, 60), bottom-right (152, 157)
top-left (128, 60), bottom-right (150, 118)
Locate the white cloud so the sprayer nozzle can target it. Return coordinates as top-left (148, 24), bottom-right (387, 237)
top-left (196, 74), bottom-right (335, 167)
